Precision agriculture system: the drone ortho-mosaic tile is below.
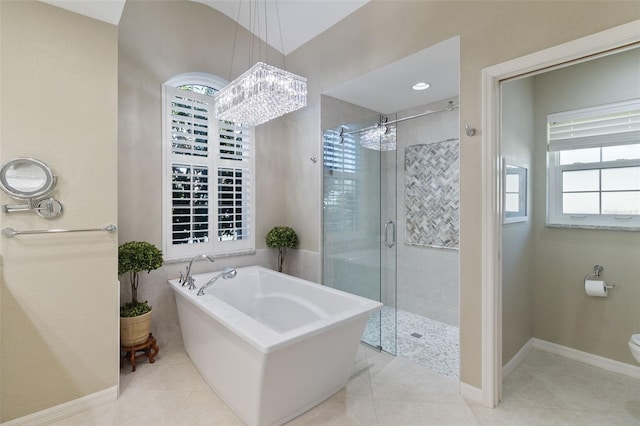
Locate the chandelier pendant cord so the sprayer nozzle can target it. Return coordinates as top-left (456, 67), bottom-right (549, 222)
top-left (251, 1), bottom-right (265, 66)
top-left (227, 0), bottom-right (289, 81)
top-left (275, 0), bottom-right (285, 68)
top-left (263, 0), bottom-right (268, 66)
top-left (250, 1), bottom-right (256, 67)
top-left (227, 0), bottom-right (243, 83)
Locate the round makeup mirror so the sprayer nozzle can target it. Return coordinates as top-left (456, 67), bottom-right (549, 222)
top-left (0, 158), bottom-right (57, 199)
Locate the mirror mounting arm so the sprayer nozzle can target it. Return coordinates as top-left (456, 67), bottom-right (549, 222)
top-left (4, 201), bottom-right (35, 213)
top-left (4, 197), bottom-right (63, 218)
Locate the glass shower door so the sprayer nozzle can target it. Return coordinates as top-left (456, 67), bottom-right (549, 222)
top-left (322, 115), bottom-right (397, 354)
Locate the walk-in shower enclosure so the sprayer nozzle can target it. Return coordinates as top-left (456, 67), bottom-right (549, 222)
top-left (322, 110), bottom-right (398, 353)
top-left (322, 96), bottom-right (460, 365)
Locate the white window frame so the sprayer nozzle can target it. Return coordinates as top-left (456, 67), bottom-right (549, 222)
top-left (547, 99), bottom-right (640, 230)
top-left (503, 161), bottom-right (529, 224)
top-left (162, 73), bottom-right (255, 261)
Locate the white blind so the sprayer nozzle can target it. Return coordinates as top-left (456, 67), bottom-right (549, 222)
top-left (219, 120), bottom-right (251, 162)
top-left (214, 120), bottom-right (254, 251)
top-left (548, 98), bottom-right (640, 152)
top-left (323, 128), bottom-right (358, 173)
top-left (170, 93), bottom-right (211, 157)
top-left (165, 86), bottom-right (215, 256)
top-left (323, 128), bottom-right (359, 231)
top-left (217, 167), bottom-right (251, 241)
top-left (216, 120), bottom-right (254, 245)
top-left (171, 164), bottom-right (210, 245)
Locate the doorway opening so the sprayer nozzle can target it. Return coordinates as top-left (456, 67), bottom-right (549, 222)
top-left (481, 21), bottom-right (640, 408)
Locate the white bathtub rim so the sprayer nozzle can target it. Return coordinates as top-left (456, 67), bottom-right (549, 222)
top-left (168, 265), bottom-right (382, 354)
top-left (173, 287), bottom-right (377, 354)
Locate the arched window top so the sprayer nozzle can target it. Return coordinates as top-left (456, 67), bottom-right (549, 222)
top-left (164, 72), bottom-right (228, 93)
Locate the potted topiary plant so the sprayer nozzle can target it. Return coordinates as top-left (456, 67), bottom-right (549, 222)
top-left (266, 226), bottom-right (298, 273)
top-left (118, 241), bottom-right (163, 347)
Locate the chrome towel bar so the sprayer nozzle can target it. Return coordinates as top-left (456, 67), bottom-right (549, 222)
top-left (2, 224), bottom-right (116, 238)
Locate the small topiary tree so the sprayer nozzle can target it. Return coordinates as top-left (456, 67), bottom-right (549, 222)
top-left (266, 226), bottom-right (298, 272)
top-left (118, 241), bottom-right (163, 317)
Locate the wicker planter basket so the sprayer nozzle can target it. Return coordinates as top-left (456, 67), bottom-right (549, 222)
top-left (120, 310), bottom-right (152, 346)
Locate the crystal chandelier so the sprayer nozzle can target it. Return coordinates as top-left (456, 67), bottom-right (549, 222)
top-left (213, 0), bottom-right (307, 126)
top-left (214, 62), bottom-right (307, 126)
top-left (359, 123), bottom-right (396, 151)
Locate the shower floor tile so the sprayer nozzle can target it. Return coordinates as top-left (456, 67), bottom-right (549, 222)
top-left (362, 306), bottom-right (459, 379)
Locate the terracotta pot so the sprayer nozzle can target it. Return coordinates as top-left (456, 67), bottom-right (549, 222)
top-left (120, 309), bottom-right (152, 346)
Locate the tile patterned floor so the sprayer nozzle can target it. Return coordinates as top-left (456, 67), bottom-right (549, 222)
top-left (363, 306), bottom-right (459, 379)
top-left (52, 344), bottom-right (640, 425)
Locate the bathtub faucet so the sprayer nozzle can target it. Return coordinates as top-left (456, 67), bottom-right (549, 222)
top-left (180, 254), bottom-right (216, 288)
top-left (197, 268), bottom-right (237, 296)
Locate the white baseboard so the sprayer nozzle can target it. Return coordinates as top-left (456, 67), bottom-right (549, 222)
top-left (1, 386), bottom-right (117, 426)
top-left (459, 381), bottom-right (483, 404)
top-left (501, 337), bottom-right (640, 381)
top-left (532, 338), bottom-right (640, 380)
top-left (502, 338), bottom-right (534, 378)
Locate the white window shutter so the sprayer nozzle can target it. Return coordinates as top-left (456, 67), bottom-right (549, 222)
top-left (162, 81), bottom-right (256, 260)
top-left (163, 86), bottom-right (215, 259)
top-left (214, 120), bottom-right (254, 253)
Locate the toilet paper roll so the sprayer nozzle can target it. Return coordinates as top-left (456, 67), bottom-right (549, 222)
top-left (585, 279), bottom-right (608, 297)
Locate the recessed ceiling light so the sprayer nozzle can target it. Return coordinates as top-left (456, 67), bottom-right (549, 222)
top-left (412, 82), bottom-right (431, 91)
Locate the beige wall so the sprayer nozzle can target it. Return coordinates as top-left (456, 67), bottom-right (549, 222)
top-left (501, 78), bottom-right (535, 364)
top-left (531, 48), bottom-right (640, 364)
top-left (0, 1), bottom-right (119, 422)
top-left (284, 0), bottom-right (640, 388)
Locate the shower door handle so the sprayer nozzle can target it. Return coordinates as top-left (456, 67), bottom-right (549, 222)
top-left (384, 220), bottom-right (396, 248)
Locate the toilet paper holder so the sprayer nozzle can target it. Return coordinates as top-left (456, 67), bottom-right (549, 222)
top-left (584, 265), bottom-right (615, 289)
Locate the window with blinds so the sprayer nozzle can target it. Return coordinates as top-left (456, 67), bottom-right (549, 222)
top-left (163, 79), bottom-right (255, 260)
top-left (547, 98), bottom-right (640, 229)
top-left (323, 128), bottom-right (359, 232)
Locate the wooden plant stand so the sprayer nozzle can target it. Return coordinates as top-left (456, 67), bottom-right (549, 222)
top-left (121, 333), bottom-right (159, 372)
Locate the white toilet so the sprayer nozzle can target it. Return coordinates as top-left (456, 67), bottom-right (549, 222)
top-left (629, 334), bottom-right (640, 364)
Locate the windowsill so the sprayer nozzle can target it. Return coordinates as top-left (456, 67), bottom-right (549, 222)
top-left (546, 223), bottom-right (640, 232)
top-left (163, 249), bottom-right (257, 264)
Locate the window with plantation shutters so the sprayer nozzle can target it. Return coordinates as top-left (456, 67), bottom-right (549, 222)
top-left (162, 76), bottom-right (255, 260)
top-left (547, 99), bottom-right (640, 229)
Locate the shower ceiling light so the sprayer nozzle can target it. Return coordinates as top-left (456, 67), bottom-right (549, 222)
top-left (214, 62), bottom-right (307, 127)
top-left (360, 124), bottom-right (396, 151)
top-left (412, 82), bottom-right (431, 91)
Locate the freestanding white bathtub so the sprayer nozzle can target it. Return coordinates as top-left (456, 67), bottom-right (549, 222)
top-left (168, 265), bottom-right (382, 426)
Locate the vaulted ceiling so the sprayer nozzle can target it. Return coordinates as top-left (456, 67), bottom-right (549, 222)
top-left (40, 0), bottom-right (459, 114)
top-left (41, 0), bottom-right (370, 55)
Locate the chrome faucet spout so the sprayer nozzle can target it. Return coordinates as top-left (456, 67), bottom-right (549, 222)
top-left (197, 268), bottom-right (237, 296)
top-left (180, 254), bottom-right (216, 286)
